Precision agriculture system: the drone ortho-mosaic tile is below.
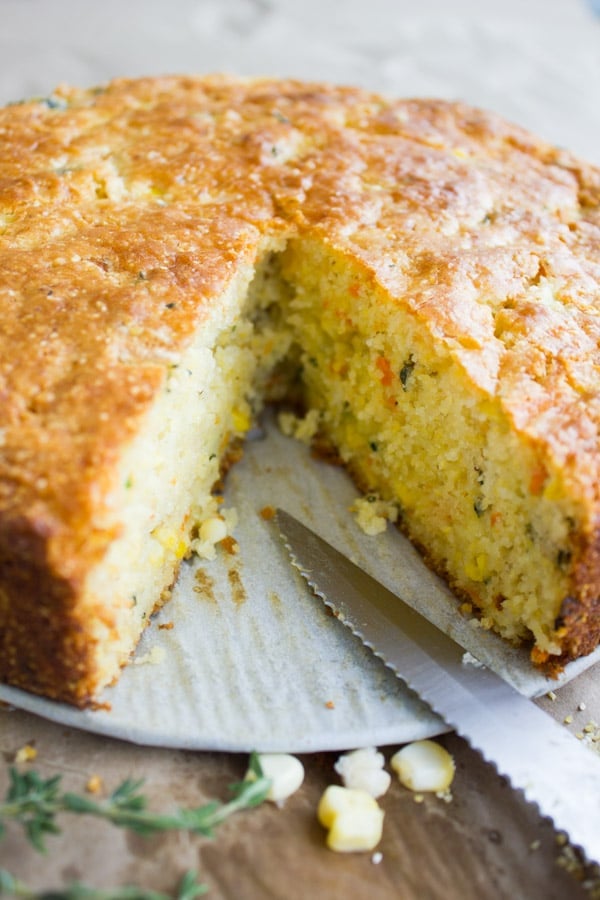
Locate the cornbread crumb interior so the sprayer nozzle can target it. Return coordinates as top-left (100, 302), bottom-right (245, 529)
top-left (1, 75), bottom-right (600, 705)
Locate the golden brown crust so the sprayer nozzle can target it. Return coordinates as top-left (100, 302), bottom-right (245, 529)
top-left (1, 75), bottom-right (600, 701)
top-left (554, 531), bottom-right (600, 664)
top-left (0, 516), bottom-right (98, 705)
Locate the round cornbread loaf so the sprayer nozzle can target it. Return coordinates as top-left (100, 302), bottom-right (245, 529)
top-left (1, 75), bottom-right (599, 706)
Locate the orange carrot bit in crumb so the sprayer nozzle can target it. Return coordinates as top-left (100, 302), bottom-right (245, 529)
top-left (490, 511), bottom-right (503, 527)
top-left (325, 700), bottom-right (336, 710)
top-left (349, 282), bottom-right (361, 297)
top-left (375, 355), bottom-right (394, 386)
top-left (531, 646), bottom-right (550, 666)
top-left (260, 505), bottom-right (276, 521)
top-left (529, 464), bottom-right (548, 496)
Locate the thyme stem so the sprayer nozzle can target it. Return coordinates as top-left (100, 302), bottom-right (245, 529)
top-left (0, 753), bottom-right (271, 897)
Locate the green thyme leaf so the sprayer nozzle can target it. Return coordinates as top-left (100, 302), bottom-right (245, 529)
top-left (1, 759), bottom-right (271, 848)
top-left (0, 867), bottom-right (207, 899)
top-left (0, 752), bottom-right (271, 897)
top-left (399, 354), bottom-right (415, 390)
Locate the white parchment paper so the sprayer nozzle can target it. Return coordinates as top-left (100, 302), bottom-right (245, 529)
top-left (2, 418), bottom-right (600, 751)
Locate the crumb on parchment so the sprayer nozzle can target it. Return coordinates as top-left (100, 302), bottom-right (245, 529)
top-left (133, 646), bottom-right (166, 666)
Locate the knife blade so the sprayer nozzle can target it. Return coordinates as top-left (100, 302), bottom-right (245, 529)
top-left (275, 507), bottom-right (600, 864)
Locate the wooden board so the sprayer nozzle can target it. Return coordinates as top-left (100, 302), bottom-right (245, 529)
top-left (2, 668), bottom-right (599, 899)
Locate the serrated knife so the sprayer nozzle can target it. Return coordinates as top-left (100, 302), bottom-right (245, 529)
top-left (275, 508), bottom-right (600, 864)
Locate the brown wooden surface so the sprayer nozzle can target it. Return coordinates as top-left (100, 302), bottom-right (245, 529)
top-left (2, 668), bottom-right (600, 899)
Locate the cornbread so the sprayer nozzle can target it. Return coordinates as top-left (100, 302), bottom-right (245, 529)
top-left (1, 75), bottom-right (600, 706)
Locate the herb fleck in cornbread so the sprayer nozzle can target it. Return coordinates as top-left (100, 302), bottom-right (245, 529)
top-left (1, 75), bottom-right (599, 705)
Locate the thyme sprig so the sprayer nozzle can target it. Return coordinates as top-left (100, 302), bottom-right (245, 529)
top-left (0, 753), bottom-right (269, 852)
top-left (0, 753), bottom-right (270, 897)
top-left (0, 867), bottom-right (206, 899)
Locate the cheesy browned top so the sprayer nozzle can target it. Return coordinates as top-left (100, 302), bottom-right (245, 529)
top-left (1, 75), bottom-right (599, 579)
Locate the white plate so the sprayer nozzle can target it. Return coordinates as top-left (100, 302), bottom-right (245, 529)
top-left (3, 417), bottom-right (600, 752)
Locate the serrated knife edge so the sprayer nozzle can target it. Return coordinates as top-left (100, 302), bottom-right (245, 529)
top-left (275, 508), bottom-right (600, 864)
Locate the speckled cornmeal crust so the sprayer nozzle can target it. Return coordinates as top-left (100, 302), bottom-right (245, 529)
top-left (1, 75), bottom-right (600, 707)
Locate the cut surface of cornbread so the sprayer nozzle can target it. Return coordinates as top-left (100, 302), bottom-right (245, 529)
top-left (1, 75), bottom-right (599, 706)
